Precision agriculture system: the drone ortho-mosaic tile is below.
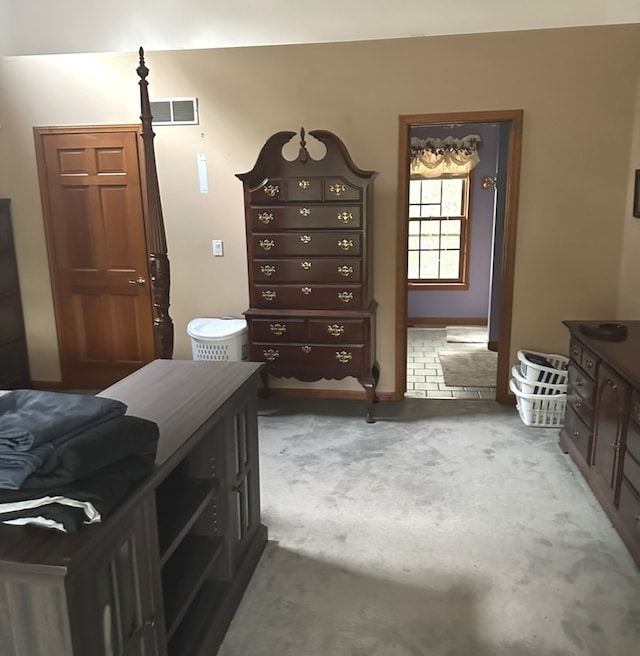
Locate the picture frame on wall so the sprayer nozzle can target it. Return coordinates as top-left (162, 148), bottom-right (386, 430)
top-left (635, 169), bottom-right (640, 218)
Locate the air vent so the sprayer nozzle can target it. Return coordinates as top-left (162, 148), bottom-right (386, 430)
top-left (149, 97), bottom-right (198, 125)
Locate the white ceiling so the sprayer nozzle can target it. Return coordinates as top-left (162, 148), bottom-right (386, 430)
top-left (1, 0), bottom-right (639, 57)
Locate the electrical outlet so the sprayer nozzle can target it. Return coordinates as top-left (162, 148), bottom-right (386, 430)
top-left (212, 239), bottom-right (224, 257)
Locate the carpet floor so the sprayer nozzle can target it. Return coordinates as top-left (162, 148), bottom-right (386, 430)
top-left (218, 397), bottom-right (640, 656)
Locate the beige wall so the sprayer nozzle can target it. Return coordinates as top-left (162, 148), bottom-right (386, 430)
top-left (1, 25), bottom-right (639, 393)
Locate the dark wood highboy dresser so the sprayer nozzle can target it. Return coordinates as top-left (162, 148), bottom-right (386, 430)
top-left (236, 129), bottom-right (379, 422)
top-left (560, 320), bottom-right (640, 566)
top-left (0, 199), bottom-right (31, 388)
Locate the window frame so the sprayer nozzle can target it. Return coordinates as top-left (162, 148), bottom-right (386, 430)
top-left (407, 173), bottom-right (472, 290)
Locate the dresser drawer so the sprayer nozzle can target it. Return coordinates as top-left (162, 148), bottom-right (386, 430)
top-left (618, 478), bottom-right (640, 544)
top-left (249, 179), bottom-right (284, 203)
top-left (323, 178), bottom-right (362, 201)
top-left (568, 362), bottom-right (596, 401)
top-left (249, 205), bottom-right (362, 231)
top-left (251, 258), bottom-right (362, 283)
top-left (284, 177), bottom-right (323, 201)
top-left (579, 346), bottom-right (598, 380)
top-left (252, 232), bottom-right (362, 257)
top-left (624, 452), bottom-right (640, 496)
top-left (253, 284), bottom-right (363, 310)
top-left (252, 343), bottom-right (366, 370)
top-left (248, 318), bottom-right (307, 342)
top-left (308, 319), bottom-right (367, 343)
top-left (569, 339), bottom-right (582, 364)
top-left (563, 405), bottom-right (592, 463)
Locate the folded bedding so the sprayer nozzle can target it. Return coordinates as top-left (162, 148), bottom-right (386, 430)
top-left (0, 390), bottom-right (128, 489)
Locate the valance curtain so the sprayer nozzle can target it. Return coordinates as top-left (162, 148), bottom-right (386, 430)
top-left (410, 134), bottom-right (482, 179)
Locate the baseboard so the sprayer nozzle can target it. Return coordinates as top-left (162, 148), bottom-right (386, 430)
top-left (408, 317), bottom-right (488, 326)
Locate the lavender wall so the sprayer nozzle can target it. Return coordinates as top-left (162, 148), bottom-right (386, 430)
top-left (407, 122), bottom-right (499, 320)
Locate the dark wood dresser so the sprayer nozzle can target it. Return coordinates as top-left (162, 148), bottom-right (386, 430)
top-left (236, 129), bottom-right (379, 422)
top-left (560, 320), bottom-right (640, 566)
top-left (0, 359), bottom-right (267, 656)
top-left (0, 199), bottom-right (31, 389)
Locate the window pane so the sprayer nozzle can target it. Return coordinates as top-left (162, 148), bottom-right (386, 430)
top-left (408, 221), bottom-right (421, 236)
top-left (408, 251), bottom-right (420, 278)
top-left (421, 180), bottom-right (442, 204)
top-left (420, 205), bottom-right (441, 217)
top-left (420, 251), bottom-right (439, 278)
top-left (408, 235), bottom-right (420, 250)
top-left (441, 235), bottom-right (461, 250)
top-left (441, 219), bottom-right (461, 235)
top-left (408, 204), bottom-right (421, 218)
top-left (440, 251), bottom-right (460, 278)
top-left (408, 180), bottom-right (422, 204)
top-left (441, 179), bottom-right (463, 216)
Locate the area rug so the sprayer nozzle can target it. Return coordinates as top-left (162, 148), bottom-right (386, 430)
top-left (439, 348), bottom-right (497, 387)
top-left (445, 326), bottom-right (488, 343)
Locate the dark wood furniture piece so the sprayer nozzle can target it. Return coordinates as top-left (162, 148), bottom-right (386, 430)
top-left (560, 320), bottom-right (640, 567)
top-left (0, 198), bottom-right (31, 389)
top-left (236, 128), bottom-right (380, 422)
top-left (0, 359), bottom-right (267, 656)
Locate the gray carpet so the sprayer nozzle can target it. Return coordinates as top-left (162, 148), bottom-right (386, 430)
top-left (218, 397), bottom-right (640, 656)
top-left (439, 348), bottom-right (497, 387)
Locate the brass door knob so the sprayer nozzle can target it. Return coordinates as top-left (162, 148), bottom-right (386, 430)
top-left (128, 276), bottom-right (146, 285)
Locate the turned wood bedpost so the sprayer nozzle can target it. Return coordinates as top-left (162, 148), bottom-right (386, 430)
top-left (137, 47), bottom-right (174, 359)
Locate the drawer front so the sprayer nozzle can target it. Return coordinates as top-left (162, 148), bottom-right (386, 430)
top-left (569, 339), bottom-right (582, 364)
top-left (324, 178), bottom-right (362, 202)
top-left (308, 319), bottom-right (367, 344)
top-left (568, 362), bottom-right (596, 402)
top-left (249, 179), bottom-right (284, 203)
top-left (249, 318), bottom-right (307, 342)
top-left (563, 405), bottom-right (592, 463)
top-left (252, 343), bottom-right (366, 369)
top-left (285, 177), bottom-right (323, 201)
top-left (251, 258), bottom-right (362, 283)
top-left (618, 478), bottom-right (640, 544)
top-left (624, 452), bottom-right (640, 496)
top-left (627, 394), bottom-right (640, 462)
top-left (252, 232), bottom-right (362, 257)
top-left (580, 346), bottom-right (598, 380)
top-left (250, 206), bottom-right (361, 231)
top-left (253, 285), bottom-right (363, 310)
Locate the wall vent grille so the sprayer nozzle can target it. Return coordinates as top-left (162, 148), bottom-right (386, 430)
top-left (149, 97), bottom-right (198, 125)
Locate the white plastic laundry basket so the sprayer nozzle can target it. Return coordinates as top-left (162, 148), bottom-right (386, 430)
top-left (187, 317), bottom-right (248, 362)
top-left (517, 350), bottom-right (569, 386)
top-left (509, 377), bottom-right (566, 427)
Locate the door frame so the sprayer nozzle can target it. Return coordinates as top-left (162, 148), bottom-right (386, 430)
top-left (33, 123), bottom-right (154, 388)
top-left (395, 110), bottom-right (524, 404)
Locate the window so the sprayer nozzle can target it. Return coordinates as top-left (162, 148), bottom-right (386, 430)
top-left (407, 176), bottom-right (470, 287)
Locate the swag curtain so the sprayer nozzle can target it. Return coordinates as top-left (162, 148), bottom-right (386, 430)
top-left (410, 134), bottom-right (482, 179)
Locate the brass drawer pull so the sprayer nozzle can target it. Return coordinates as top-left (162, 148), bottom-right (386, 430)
top-left (585, 359), bottom-right (594, 370)
top-left (329, 183), bottom-right (346, 196)
top-left (337, 265), bottom-right (353, 277)
top-left (269, 323), bottom-right (286, 335)
top-left (299, 208), bottom-right (311, 216)
top-left (337, 211), bottom-right (353, 223)
top-left (572, 429), bottom-right (580, 439)
top-left (298, 179), bottom-right (310, 189)
top-left (327, 324), bottom-right (345, 336)
top-left (260, 265), bottom-right (275, 277)
top-left (301, 286), bottom-right (312, 295)
top-left (576, 378), bottom-right (584, 387)
top-left (611, 442), bottom-right (620, 452)
top-left (301, 345), bottom-right (312, 354)
top-left (263, 349), bottom-right (280, 361)
top-left (571, 346), bottom-right (580, 357)
top-left (263, 184), bottom-right (279, 197)
top-left (261, 290), bottom-right (276, 301)
top-left (301, 261), bottom-right (312, 269)
top-left (336, 351), bottom-right (353, 363)
top-left (258, 212), bottom-right (274, 224)
top-left (259, 239), bottom-right (275, 251)
top-left (338, 239), bottom-right (354, 251)
top-left (338, 291), bottom-right (353, 303)
top-left (575, 401), bottom-right (582, 409)
top-left (300, 235), bottom-right (312, 244)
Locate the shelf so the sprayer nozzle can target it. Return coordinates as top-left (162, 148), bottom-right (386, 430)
top-left (162, 534), bottom-right (224, 640)
top-left (156, 478), bottom-right (216, 565)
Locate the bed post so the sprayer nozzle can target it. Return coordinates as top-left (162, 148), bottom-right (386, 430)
top-left (137, 47), bottom-right (174, 359)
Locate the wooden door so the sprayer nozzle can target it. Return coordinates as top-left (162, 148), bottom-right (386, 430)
top-left (35, 126), bottom-right (156, 389)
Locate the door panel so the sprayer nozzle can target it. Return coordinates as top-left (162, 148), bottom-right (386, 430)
top-left (36, 127), bottom-right (155, 389)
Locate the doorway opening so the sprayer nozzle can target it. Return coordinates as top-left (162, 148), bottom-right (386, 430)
top-left (395, 110), bottom-right (524, 404)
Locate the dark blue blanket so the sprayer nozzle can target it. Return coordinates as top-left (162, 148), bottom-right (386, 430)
top-left (0, 390), bottom-right (127, 489)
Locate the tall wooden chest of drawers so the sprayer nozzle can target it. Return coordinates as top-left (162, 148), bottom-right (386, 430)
top-left (0, 199), bottom-right (31, 389)
top-left (236, 129), bottom-right (379, 422)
